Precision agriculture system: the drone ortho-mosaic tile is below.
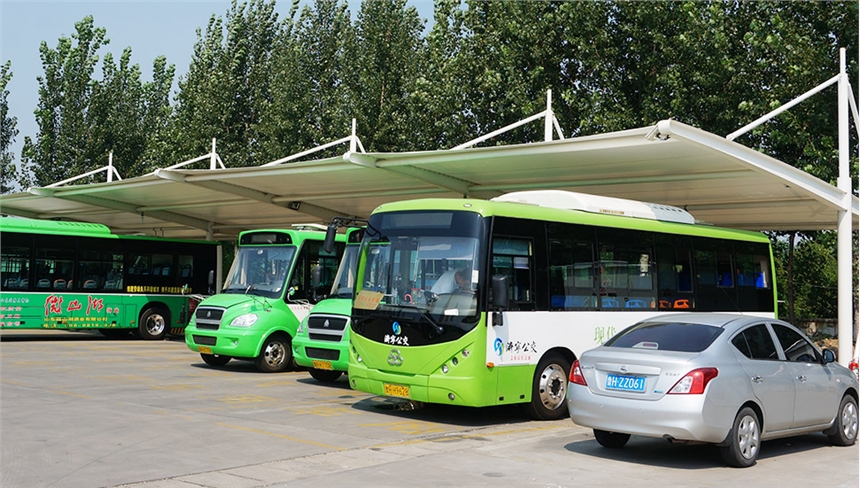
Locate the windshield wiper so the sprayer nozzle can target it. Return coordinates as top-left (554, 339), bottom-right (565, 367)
top-left (395, 303), bottom-right (445, 336)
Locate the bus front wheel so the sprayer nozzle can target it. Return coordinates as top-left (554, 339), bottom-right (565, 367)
top-left (201, 353), bottom-right (231, 367)
top-left (254, 334), bottom-right (293, 373)
top-left (524, 353), bottom-right (571, 420)
top-left (138, 307), bottom-right (169, 340)
top-left (309, 368), bottom-right (343, 382)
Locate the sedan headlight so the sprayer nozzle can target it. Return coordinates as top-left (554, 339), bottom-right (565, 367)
top-left (229, 313), bottom-right (259, 328)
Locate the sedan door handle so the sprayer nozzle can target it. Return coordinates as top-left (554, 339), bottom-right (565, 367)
top-left (751, 375), bottom-right (763, 383)
top-left (796, 375), bottom-right (807, 382)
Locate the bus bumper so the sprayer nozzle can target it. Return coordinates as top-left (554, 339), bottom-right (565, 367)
top-left (293, 335), bottom-right (350, 372)
top-left (348, 360), bottom-right (497, 407)
top-left (184, 325), bottom-right (262, 359)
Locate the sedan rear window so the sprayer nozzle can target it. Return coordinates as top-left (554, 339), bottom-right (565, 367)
top-left (605, 322), bottom-right (724, 352)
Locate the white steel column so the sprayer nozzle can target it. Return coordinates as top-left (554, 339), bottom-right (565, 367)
top-left (837, 48), bottom-right (852, 366)
top-left (545, 90), bottom-right (553, 141)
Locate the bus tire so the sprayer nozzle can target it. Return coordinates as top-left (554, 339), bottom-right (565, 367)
top-left (138, 306), bottom-right (169, 340)
top-left (201, 353), bottom-right (231, 367)
top-left (308, 369), bottom-right (343, 383)
top-left (254, 334), bottom-right (292, 373)
top-left (524, 353), bottom-right (570, 420)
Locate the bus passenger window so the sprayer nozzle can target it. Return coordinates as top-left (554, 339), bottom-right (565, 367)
top-left (179, 255), bottom-right (193, 278)
top-left (152, 254), bottom-right (172, 277)
top-left (694, 250), bottom-right (717, 285)
top-left (548, 227), bottom-right (594, 311)
top-left (492, 238), bottom-right (533, 308)
top-left (0, 245), bottom-right (30, 290)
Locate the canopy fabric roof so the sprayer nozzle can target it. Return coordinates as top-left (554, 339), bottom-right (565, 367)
top-left (1, 119), bottom-right (856, 240)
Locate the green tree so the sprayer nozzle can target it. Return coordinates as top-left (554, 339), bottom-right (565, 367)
top-left (170, 0), bottom-right (282, 167)
top-left (791, 231), bottom-right (839, 318)
top-left (343, 0), bottom-right (425, 152)
top-left (20, 16), bottom-right (108, 186)
top-left (18, 15), bottom-right (175, 186)
top-left (139, 55), bottom-right (178, 170)
top-left (1, 61), bottom-right (20, 193)
top-left (419, 0), bottom-right (594, 147)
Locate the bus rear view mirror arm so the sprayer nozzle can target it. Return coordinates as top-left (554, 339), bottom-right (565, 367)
top-left (491, 275), bottom-right (508, 326)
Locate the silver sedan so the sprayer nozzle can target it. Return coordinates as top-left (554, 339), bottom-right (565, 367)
top-left (567, 313), bottom-right (858, 467)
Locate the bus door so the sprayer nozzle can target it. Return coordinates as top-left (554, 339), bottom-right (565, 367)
top-left (287, 239), bottom-right (344, 320)
top-left (487, 235), bottom-right (537, 377)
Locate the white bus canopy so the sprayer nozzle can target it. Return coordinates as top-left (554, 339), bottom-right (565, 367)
top-left (0, 119), bottom-right (856, 240)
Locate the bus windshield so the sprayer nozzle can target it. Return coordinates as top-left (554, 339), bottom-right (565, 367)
top-left (352, 211), bottom-right (484, 344)
top-left (330, 245), bottom-right (360, 298)
top-left (223, 246), bottom-right (296, 298)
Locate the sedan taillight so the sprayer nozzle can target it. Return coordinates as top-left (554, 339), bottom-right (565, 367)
top-left (569, 359), bottom-right (587, 386)
top-left (668, 368), bottom-right (718, 394)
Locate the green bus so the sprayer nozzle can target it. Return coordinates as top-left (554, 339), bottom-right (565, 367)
top-left (184, 226), bottom-right (346, 373)
top-left (293, 226), bottom-right (364, 382)
top-left (0, 216), bottom-right (220, 339)
top-left (343, 190), bottom-right (776, 420)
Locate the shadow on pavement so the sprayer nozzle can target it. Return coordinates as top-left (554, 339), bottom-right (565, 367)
top-left (563, 431), bottom-right (837, 469)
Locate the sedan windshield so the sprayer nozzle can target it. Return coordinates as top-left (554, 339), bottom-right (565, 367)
top-left (605, 321), bottom-right (724, 353)
top-left (223, 246), bottom-right (296, 299)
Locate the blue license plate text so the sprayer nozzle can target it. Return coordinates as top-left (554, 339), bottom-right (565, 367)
top-left (605, 373), bottom-right (646, 392)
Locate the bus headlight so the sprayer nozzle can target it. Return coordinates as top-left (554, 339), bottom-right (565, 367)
top-left (230, 313), bottom-right (258, 328)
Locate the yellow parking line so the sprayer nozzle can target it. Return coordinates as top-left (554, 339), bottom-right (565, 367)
top-left (215, 422), bottom-right (344, 450)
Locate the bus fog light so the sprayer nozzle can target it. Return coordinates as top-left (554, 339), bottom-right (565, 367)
top-left (462, 349), bottom-right (470, 358)
top-left (448, 393), bottom-right (455, 401)
top-left (452, 357), bottom-right (458, 365)
top-left (442, 365), bottom-right (449, 374)
top-left (357, 354), bottom-right (362, 363)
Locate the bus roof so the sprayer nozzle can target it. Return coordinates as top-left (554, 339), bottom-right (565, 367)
top-left (0, 216), bottom-right (219, 244)
top-left (370, 192), bottom-right (769, 242)
top-left (0, 215), bottom-right (114, 237)
top-left (238, 227), bottom-right (347, 242)
top-left (492, 190), bottom-right (695, 224)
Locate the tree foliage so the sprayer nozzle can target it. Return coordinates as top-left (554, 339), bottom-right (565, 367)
top-left (168, 0), bottom-right (282, 167)
top-left (8, 0), bottom-right (858, 318)
top-left (1, 61), bottom-right (20, 193)
top-left (18, 15), bottom-right (176, 186)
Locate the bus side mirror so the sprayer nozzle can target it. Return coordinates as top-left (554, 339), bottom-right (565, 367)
top-left (323, 224), bottom-right (337, 254)
top-left (491, 275), bottom-right (509, 309)
top-left (208, 270), bottom-right (215, 294)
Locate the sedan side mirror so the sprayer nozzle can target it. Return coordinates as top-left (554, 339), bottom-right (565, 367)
top-left (823, 348), bottom-right (836, 364)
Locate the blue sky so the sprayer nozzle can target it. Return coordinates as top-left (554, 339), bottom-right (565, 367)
top-left (1, 0), bottom-right (435, 165)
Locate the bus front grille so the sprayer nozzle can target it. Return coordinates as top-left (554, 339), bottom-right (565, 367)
top-left (195, 306), bottom-right (225, 330)
top-left (306, 347), bottom-right (339, 361)
top-left (193, 335), bottom-right (216, 346)
top-left (309, 332), bottom-right (342, 342)
top-left (307, 315), bottom-right (348, 331)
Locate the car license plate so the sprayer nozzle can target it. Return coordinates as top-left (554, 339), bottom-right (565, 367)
top-left (383, 383), bottom-right (410, 398)
top-left (605, 373), bottom-right (646, 392)
top-left (198, 346), bottom-right (212, 354)
top-left (312, 360), bottom-right (333, 371)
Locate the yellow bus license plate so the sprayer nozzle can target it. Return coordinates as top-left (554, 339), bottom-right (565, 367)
top-left (198, 346), bottom-right (212, 354)
top-left (312, 360), bottom-right (333, 371)
top-left (383, 383), bottom-right (410, 398)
